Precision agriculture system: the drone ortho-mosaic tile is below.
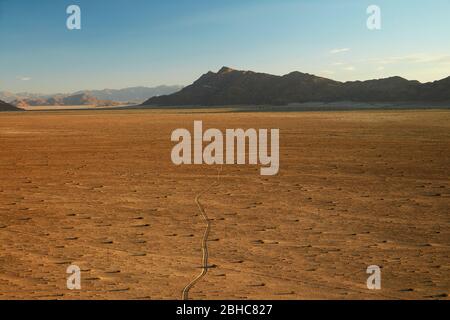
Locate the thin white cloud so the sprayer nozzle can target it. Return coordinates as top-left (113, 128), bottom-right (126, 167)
top-left (17, 76), bottom-right (32, 81)
top-left (343, 66), bottom-right (355, 71)
top-left (330, 48), bottom-right (350, 54)
top-left (332, 62), bottom-right (345, 66)
top-left (367, 53), bottom-right (450, 65)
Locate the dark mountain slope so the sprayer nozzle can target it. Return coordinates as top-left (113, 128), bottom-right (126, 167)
top-left (0, 99), bottom-right (22, 111)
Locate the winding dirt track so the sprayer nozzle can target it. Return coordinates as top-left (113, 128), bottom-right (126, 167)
top-left (182, 167), bottom-right (222, 300)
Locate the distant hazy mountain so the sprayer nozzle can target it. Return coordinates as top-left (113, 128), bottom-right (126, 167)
top-left (13, 93), bottom-right (120, 107)
top-left (0, 99), bottom-right (22, 111)
top-left (74, 85), bottom-right (183, 103)
top-left (143, 67), bottom-right (450, 106)
top-left (2, 85), bottom-right (182, 104)
top-left (0, 91), bottom-right (55, 103)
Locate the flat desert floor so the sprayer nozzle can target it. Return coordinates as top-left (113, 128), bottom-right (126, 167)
top-left (0, 109), bottom-right (448, 300)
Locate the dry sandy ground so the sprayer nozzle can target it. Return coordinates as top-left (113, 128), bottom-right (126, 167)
top-left (0, 109), bottom-right (448, 300)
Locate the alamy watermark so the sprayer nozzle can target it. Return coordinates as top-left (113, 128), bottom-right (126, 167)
top-left (66, 5), bottom-right (81, 30)
top-left (366, 265), bottom-right (381, 290)
top-left (65, 5), bottom-right (380, 31)
top-left (367, 5), bottom-right (381, 30)
top-left (171, 121), bottom-right (279, 176)
top-left (66, 264), bottom-right (81, 290)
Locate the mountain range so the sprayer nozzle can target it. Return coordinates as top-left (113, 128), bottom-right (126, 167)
top-left (143, 67), bottom-right (450, 106)
top-left (73, 85), bottom-right (183, 103)
top-left (12, 93), bottom-right (121, 108)
top-left (0, 85), bottom-right (183, 105)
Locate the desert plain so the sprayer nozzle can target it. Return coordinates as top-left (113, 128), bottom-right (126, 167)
top-left (0, 109), bottom-right (448, 300)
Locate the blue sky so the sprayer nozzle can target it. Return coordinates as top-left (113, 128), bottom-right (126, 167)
top-left (1, 0), bottom-right (449, 93)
